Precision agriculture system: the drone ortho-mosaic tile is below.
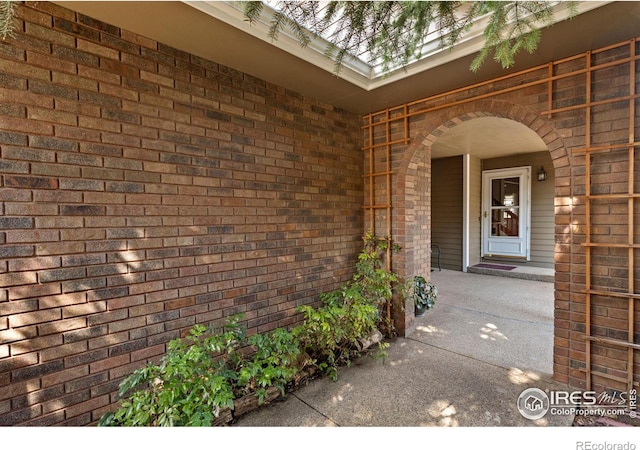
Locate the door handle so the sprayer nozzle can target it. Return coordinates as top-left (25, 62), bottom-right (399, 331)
top-left (484, 211), bottom-right (488, 218)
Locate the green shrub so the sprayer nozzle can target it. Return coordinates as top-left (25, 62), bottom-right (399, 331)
top-left (293, 287), bottom-right (379, 380)
top-left (292, 231), bottom-right (396, 380)
top-left (236, 328), bottom-right (300, 403)
top-left (98, 316), bottom-right (300, 427)
top-left (353, 230), bottom-right (400, 335)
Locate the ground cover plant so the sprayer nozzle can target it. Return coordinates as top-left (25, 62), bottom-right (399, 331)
top-left (99, 233), bottom-right (420, 426)
top-left (98, 315), bottom-right (301, 426)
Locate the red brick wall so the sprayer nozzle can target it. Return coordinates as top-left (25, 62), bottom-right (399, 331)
top-left (0, 3), bottom-right (363, 425)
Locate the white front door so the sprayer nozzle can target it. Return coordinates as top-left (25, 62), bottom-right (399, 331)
top-left (482, 167), bottom-right (531, 259)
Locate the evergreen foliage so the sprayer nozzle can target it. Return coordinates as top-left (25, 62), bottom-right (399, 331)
top-left (243, 1), bottom-right (572, 73)
top-left (0, 1), bottom-right (15, 40)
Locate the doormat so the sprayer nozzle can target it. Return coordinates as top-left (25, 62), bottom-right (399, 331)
top-left (473, 263), bottom-right (517, 271)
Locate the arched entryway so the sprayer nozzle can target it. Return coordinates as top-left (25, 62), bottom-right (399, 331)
top-left (393, 102), bottom-right (568, 338)
top-left (398, 111), bottom-right (564, 383)
top-left (367, 99), bottom-right (572, 389)
top-left (365, 39), bottom-right (640, 394)
top-left (430, 116), bottom-right (554, 272)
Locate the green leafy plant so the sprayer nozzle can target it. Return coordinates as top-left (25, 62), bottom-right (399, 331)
top-left (236, 328), bottom-right (301, 403)
top-left (353, 230), bottom-right (400, 335)
top-left (98, 315), bottom-right (300, 426)
top-left (354, 232), bottom-right (398, 301)
top-left (407, 275), bottom-right (437, 316)
top-left (292, 231), bottom-right (398, 380)
top-left (293, 287), bottom-right (379, 381)
top-left (98, 320), bottom-right (240, 426)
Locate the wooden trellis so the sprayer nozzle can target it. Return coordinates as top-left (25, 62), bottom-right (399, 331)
top-left (362, 107), bottom-right (409, 327)
top-left (561, 39), bottom-right (640, 394)
top-left (362, 106), bottom-right (409, 271)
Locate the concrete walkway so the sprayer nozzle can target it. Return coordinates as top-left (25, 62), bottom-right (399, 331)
top-left (233, 270), bottom-right (572, 427)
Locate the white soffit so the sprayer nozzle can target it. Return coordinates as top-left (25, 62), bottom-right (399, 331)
top-left (183, 0), bottom-right (612, 92)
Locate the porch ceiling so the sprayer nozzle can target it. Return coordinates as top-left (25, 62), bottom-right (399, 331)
top-left (431, 117), bottom-right (548, 160)
top-left (54, 1), bottom-right (640, 114)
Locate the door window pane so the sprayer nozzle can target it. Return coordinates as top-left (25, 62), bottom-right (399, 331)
top-left (491, 208), bottom-right (520, 237)
top-left (491, 177), bottom-right (520, 237)
top-left (491, 177), bottom-right (519, 207)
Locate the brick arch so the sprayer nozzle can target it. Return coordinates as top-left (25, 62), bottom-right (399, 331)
top-left (394, 99), bottom-right (570, 335)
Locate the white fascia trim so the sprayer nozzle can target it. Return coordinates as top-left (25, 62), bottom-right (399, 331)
top-left (184, 0), bottom-right (373, 89)
top-left (184, 1), bottom-right (612, 92)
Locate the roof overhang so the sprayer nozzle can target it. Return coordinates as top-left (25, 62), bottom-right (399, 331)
top-left (186, 1), bottom-right (609, 91)
top-left (54, 1), bottom-right (640, 114)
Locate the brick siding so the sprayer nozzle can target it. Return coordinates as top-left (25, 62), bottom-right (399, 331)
top-left (0, 3), bottom-right (363, 425)
top-left (2, 1), bottom-right (637, 426)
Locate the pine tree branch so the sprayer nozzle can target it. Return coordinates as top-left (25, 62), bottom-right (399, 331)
top-left (0, 0), bottom-right (16, 40)
top-left (243, 1), bottom-right (570, 75)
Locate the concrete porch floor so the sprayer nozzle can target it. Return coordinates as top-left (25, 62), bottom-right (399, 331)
top-left (233, 270), bottom-right (573, 428)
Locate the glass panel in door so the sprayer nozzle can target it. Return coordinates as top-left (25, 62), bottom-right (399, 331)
top-left (490, 177), bottom-right (520, 237)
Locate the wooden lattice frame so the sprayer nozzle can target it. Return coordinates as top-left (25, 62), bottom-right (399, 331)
top-left (564, 40), bottom-right (640, 393)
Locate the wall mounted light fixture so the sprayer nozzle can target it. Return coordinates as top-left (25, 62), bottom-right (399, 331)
top-left (537, 166), bottom-right (547, 181)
